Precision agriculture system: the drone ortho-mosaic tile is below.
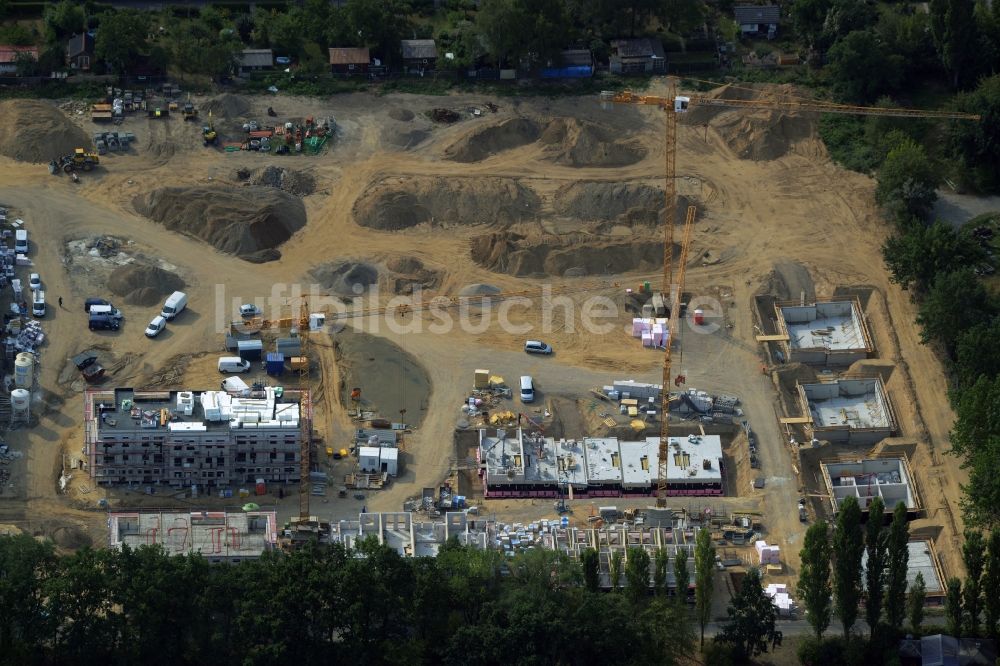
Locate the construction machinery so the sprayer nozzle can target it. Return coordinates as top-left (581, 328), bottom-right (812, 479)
top-left (182, 100), bottom-right (198, 121)
top-left (600, 80), bottom-right (981, 508)
top-left (202, 111), bottom-right (218, 146)
top-left (50, 148), bottom-right (100, 174)
top-left (148, 105), bottom-right (169, 119)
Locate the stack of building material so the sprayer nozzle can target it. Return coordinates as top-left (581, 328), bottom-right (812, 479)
top-left (755, 540), bottom-right (781, 565)
top-left (632, 318), bottom-right (651, 337)
top-left (651, 322), bottom-right (668, 347)
top-left (764, 583), bottom-right (793, 612)
top-left (11, 320), bottom-right (43, 352)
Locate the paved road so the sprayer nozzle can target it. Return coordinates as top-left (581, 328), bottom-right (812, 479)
top-left (934, 190), bottom-right (1000, 228)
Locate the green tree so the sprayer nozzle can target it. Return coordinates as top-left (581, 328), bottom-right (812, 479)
top-left (882, 221), bottom-right (985, 293)
top-left (963, 530), bottom-right (986, 636)
top-left (885, 502), bottom-right (911, 633)
top-left (625, 547), bottom-right (651, 605)
top-left (715, 568), bottom-right (782, 659)
top-left (344, 0), bottom-right (413, 68)
top-left (95, 9), bottom-right (151, 77)
top-left (477, 0), bottom-right (570, 68)
top-left (931, 0), bottom-right (980, 88)
top-left (0, 534), bottom-right (56, 662)
top-left (798, 520), bottom-right (832, 639)
top-left (984, 528), bottom-right (1000, 638)
top-left (877, 9), bottom-right (937, 84)
top-left (610, 550), bottom-right (623, 591)
top-left (909, 571), bottom-right (927, 633)
top-left (791, 0), bottom-right (832, 49)
top-left (674, 547), bottom-right (689, 606)
top-left (822, 0), bottom-right (879, 45)
top-left (581, 547), bottom-right (601, 592)
top-left (916, 269), bottom-right (994, 354)
top-left (875, 135), bottom-right (939, 222)
top-left (946, 577), bottom-right (964, 637)
top-left (654, 547), bottom-right (669, 596)
top-left (827, 30), bottom-right (904, 103)
top-left (832, 495), bottom-right (864, 638)
top-left (950, 75), bottom-right (1000, 193)
top-left (864, 496), bottom-right (888, 636)
top-left (44, 0), bottom-right (85, 42)
top-left (955, 318), bottom-right (1000, 392)
top-left (695, 528), bottom-right (716, 647)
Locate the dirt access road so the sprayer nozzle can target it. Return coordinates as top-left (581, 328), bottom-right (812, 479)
top-left (0, 82), bottom-right (968, 574)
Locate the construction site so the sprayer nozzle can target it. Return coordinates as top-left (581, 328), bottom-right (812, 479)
top-left (0, 79), bottom-right (975, 605)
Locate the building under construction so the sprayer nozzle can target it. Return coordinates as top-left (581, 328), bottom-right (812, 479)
top-left (479, 428), bottom-right (723, 498)
top-left (84, 387), bottom-right (311, 489)
top-left (798, 377), bottom-right (896, 444)
top-left (773, 299), bottom-right (874, 366)
top-left (820, 457), bottom-right (921, 516)
top-left (108, 509), bottom-right (278, 562)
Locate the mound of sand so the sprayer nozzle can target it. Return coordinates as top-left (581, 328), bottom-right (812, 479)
top-left (384, 127), bottom-right (430, 149)
top-left (539, 118), bottom-right (646, 168)
top-left (202, 93), bottom-right (251, 118)
top-left (234, 166), bottom-right (316, 196)
top-left (444, 118), bottom-right (541, 162)
top-left (471, 231), bottom-right (670, 277)
top-left (0, 100), bottom-right (91, 163)
top-left (682, 83), bottom-right (822, 161)
top-left (389, 108), bottom-right (415, 121)
top-left (108, 264), bottom-right (186, 306)
top-left (310, 261), bottom-right (379, 297)
top-left (385, 256), bottom-right (441, 295)
top-left (458, 283), bottom-right (501, 297)
top-left (353, 176), bottom-right (540, 231)
top-left (554, 181), bottom-right (684, 226)
top-left (134, 187), bottom-right (306, 263)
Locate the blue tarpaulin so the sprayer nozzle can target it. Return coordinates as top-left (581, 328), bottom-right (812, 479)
top-left (540, 66), bottom-right (592, 79)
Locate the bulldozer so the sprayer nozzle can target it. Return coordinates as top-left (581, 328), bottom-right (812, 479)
top-left (202, 110), bottom-right (217, 146)
top-left (182, 101), bottom-right (198, 121)
top-left (50, 148), bottom-right (99, 174)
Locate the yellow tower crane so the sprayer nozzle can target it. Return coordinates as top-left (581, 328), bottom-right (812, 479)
top-left (600, 81), bottom-right (980, 508)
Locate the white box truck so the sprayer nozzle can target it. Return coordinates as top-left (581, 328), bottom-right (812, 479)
top-left (161, 291), bottom-right (187, 320)
top-left (31, 290), bottom-right (45, 317)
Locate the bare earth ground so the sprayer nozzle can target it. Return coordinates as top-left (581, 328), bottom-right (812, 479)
top-left (0, 81), bottom-right (967, 580)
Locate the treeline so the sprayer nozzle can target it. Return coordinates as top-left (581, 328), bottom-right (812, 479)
top-left (796, 498), bottom-right (1000, 665)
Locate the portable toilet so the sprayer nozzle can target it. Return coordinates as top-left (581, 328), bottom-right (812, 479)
top-left (265, 352), bottom-right (285, 376)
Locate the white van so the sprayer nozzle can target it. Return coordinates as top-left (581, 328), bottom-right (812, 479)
top-left (31, 290), bottom-right (45, 318)
top-left (14, 229), bottom-right (27, 254)
top-left (89, 304), bottom-right (123, 320)
top-left (218, 356), bottom-right (251, 374)
top-left (519, 375), bottom-right (535, 403)
top-left (161, 291), bottom-right (187, 320)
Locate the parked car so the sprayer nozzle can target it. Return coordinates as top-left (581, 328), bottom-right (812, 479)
top-left (240, 304), bottom-right (262, 319)
top-left (84, 297), bottom-right (110, 312)
top-left (161, 291), bottom-right (187, 320)
top-left (218, 356), bottom-right (251, 373)
top-left (89, 314), bottom-right (120, 331)
top-left (31, 290), bottom-right (45, 318)
top-left (145, 315), bottom-right (166, 338)
top-left (28, 273), bottom-right (40, 291)
top-left (89, 304), bottom-right (123, 321)
top-left (14, 229), bottom-right (27, 254)
top-left (524, 340), bottom-right (553, 355)
top-left (519, 375), bottom-right (535, 403)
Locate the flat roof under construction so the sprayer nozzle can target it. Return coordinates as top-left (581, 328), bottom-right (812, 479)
top-left (863, 539), bottom-right (943, 595)
top-left (821, 457), bottom-right (918, 513)
top-left (802, 378), bottom-right (892, 430)
top-left (780, 301), bottom-right (868, 352)
top-left (108, 510), bottom-right (278, 559)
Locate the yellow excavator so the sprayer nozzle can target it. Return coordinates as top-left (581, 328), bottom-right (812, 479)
top-left (50, 148), bottom-right (99, 174)
top-left (202, 110), bottom-right (217, 146)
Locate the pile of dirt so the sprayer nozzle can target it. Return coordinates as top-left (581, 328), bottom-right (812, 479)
top-left (429, 108), bottom-right (460, 123)
top-left (553, 181), bottom-right (689, 227)
top-left (133, 186), bottom-right (306, 263)
top-left (234, 166), bottom-right (316, 196)
top-left (470, 231), bottom-right (669, 277)
top-left (108, 264), bottom-right (185, 306)
top-left (385, 256), bottom-right (441, 295)
top-left (539, 118), bottom-right (646, 167)
top-left (384, 127), bottom-right (430, 149)
top-left (202, 93), bottom-right (251, 118)
top-left (458, 283), bottom-right (501, 297)
top-left (353, 176), bottom-right (540, 231)
top-left (682, 83), bottom-right (822, 161)
top-left (444, 118), bottom-right (541, 162)
top-left (310, 260), bottom-right (379, 297)
top-left (389, 108), bottom-right (415, 121)
top-left (0, 100), bottom-right (91, 163)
